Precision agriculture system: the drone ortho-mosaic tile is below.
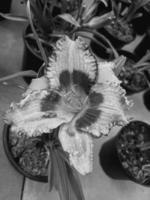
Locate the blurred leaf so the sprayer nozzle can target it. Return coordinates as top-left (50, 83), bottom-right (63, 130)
top-left (0, 71), bottom-right (37, 82)
top-left (113, 56), bottom-right (127, 76)
top-left (30, 0), bottom-right (53, 34)
top-left (48, 147), bottom-right (54, 191)
top-left (125, 0), bottom-right (150, 22)
top-left (27, 0), bottom-right (49, 66)
top-left (24, 33), bottom-right (54, 48)
top-left (84, 11), bottom-right (114, 29)
top-left (0, 12), bottom-right (28, 21)
top-left (75, 30), bottom-right (109, 51)
top-left (50, 146), bottom-right (85, 200)
top-left (133, 62), bottom-right (150, 69)
top-left (82, 0), bottom-right (108, 18)
top-left (83, 29), bottom-right (119, 58)
top-left (58, 13), bottom-right (80, 27)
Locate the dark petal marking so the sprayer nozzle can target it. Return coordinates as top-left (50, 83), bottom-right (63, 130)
top-left (41, 92), bottom-right (60, 111)
top-left (89, 92), bottom-right (104, 107)
top-left (72, 70), bottom-right (94, 94)
top-left (76, 108), bottom-right (101, 131)
top-left (59, 70), bottom-right (71, 88)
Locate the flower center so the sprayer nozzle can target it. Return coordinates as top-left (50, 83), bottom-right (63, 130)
top-left (61, 86), bottom-right (87, 114)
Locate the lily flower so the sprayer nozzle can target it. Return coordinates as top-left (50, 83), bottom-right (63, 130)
top-left (5, 35), bottom-right (131, 175)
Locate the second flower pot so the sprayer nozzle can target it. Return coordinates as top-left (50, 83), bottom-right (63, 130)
top-left (116, 120), bottom-right (150, 186)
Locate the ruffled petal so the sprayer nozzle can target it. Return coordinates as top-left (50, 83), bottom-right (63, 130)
top-left (45, 36), bottom-right (97, 94)
top-left (59, 124), bottom-right (93, 175)
top-left (23, 76), bottom-right (48, 96)
top-left (5, 90), bottom-right (74, 136)
top-left (72, 60), bottom-right (131, 137)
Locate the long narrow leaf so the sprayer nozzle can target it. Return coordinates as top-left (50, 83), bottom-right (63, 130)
top-left (26, 0), bottom-right (49, 66)
top-left (58, 13), bottom-right (80, 27)
top-left (0, 12), bottom-right (28, 22)
top-left (0, 70), bottom-right (37, 82)
top-left (24, 33), bottom-right (54, 48)
top-left (50, 146), bottom-right (85, 200)
top-left (125, 0), bottom-right (150, 22)
top-left (75, 30), bottom-right (109, 50)
top-left (84, 11), bottom-right (114, 29)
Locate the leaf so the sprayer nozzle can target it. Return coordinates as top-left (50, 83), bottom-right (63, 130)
top-left (75, 30), bottom-right (109, 51)
top-left (82, 0), bottom-right (108, 17)
top-left (0, 12), bottom-right (28, 21)
top-left (125, 0), bottom-right (150, 22)
top-left (24, 33), bottom-right (54, 48)
top-left (0, 71), bottom-right (37, 83)
top-left (50, 146), bottom-right (85, 200)
top-left (26, 0), bottom-right (49, 66)
top-left (82, 0), bottom-right (108, 22)
top-left (77, 29), bottom-right (118, 58)
top-left (113, 56), bottom-right (126, 76)
top-left (58, 13), bottom-right (80, 27)
top-left (48, 146), bottom-right (54, 191)
top-left (84, 11), bottom-right (114, 29)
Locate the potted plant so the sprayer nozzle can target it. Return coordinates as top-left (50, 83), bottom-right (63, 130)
top-left (116, 120), bottom-right (150, 186)
top-left (118, 50), bottom-right (150, 95)
top-left (1, 2), bottom-right (131, 199)
top-left (3, 124), bottom-right (49, 182)
top-left (102, 0), bottom-right (150, 48)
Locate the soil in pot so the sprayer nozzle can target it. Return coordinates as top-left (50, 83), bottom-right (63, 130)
top-left (116, 120), bottom-right (150, 186)
top-left (3, 125), bottom-right (50, 182)
top-left (99, 135), bottom-right (129, 180)
top-left (104, 19), bottom-right (135, 45)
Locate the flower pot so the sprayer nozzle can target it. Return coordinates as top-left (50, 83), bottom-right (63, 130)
top-left (102, 20), bottom-right (135, 49)
top-left (116, 120), bottom-right (150, 186)
top-left (99, 135), bottom-right (129, 180)
top-left (3, 124), bottom-right (49, 182)
top-left (0, 0), bottom-right (12, 20)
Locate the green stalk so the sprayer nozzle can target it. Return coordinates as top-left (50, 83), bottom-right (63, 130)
top-left (75, 30), bottom-right (111, 52)
top-left (133, 51), bottom-right (150, 68)
top-left (0, 70), bottom-right (37, 82)
top-left (80, 28), bottom-right (118, 58)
